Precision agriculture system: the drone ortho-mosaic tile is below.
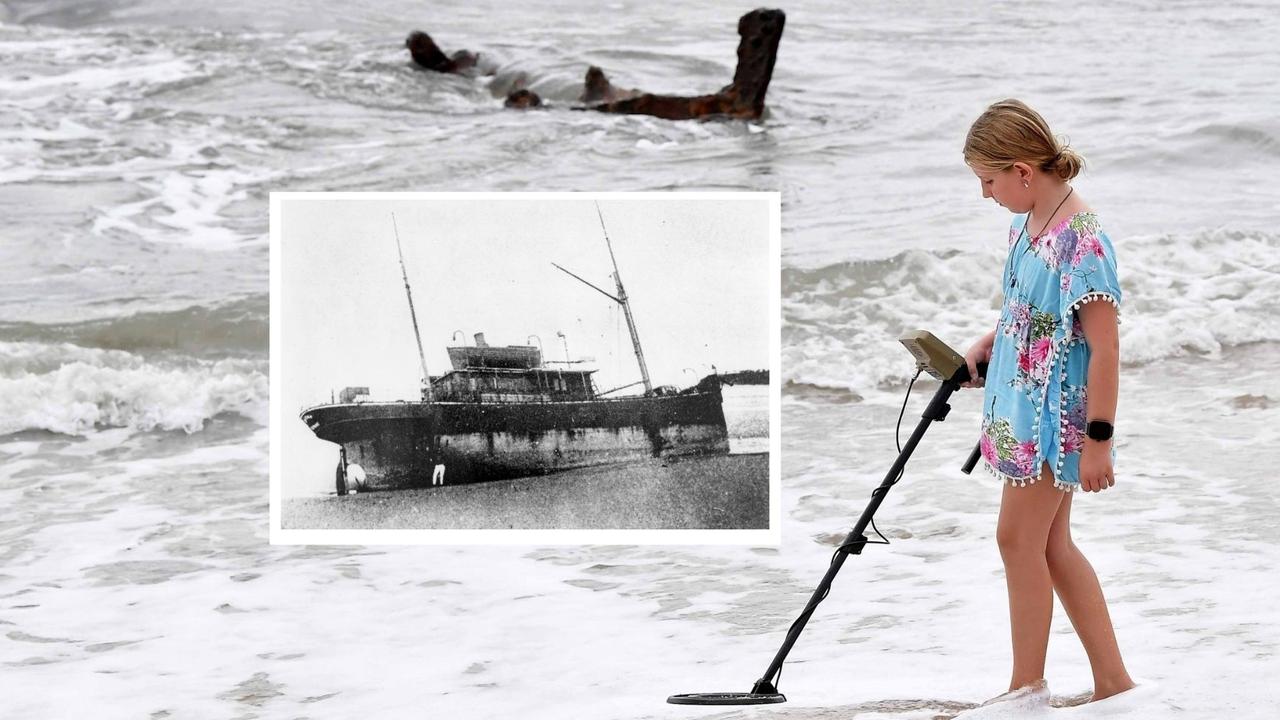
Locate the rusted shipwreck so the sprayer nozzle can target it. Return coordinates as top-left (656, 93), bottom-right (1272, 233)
top-left (300, 208), bottom-right (729, 493)
top-left (405, 8), bottom-right (786, 120)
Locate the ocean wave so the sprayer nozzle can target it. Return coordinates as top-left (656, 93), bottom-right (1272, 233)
top-left (0, 296), bottom-right (266, 357)
top-left (1186, 122), bottom-right (1280, 157)
top-left (0, 340), bottom-right (266, 436)
top-left (782, 228), bottom-right (1280, 395)
top-left (782, 244), bottom-right (999, 397)
top-left (0, 24), bottom-right (285, 249)
top-left (781, 380), bottom-right (864, 404)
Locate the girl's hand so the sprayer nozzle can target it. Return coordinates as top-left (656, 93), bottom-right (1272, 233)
top-left (962, 330), bottom-right (996, 388)
top-left (1079, 440), bottom-right (1115, 492)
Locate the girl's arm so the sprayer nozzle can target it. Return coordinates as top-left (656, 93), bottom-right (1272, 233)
top-left (1078, 301), bottom-right (1119, 491)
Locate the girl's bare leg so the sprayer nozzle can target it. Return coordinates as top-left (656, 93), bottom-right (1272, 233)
top-left (996, 462), bottom-right (1065, 691)
top-left (1045, 489), bottom-right (1136, 701)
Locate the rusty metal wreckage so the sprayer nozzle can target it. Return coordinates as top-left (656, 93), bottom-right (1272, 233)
top-left (405, 8), bottom-right (786, 120)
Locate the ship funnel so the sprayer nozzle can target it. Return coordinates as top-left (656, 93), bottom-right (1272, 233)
top-left (474, 332), bottom-right (488, 347)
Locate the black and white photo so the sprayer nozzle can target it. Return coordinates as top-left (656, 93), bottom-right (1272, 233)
top-left (271, 192), bottom-right (780, 542)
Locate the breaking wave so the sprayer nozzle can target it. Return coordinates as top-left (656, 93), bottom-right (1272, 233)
top-left (0, 340), bottom-right (266, 436)
top-left (782, 228), bottom-right (1280, 400)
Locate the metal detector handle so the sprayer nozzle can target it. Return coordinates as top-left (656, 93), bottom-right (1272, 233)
top-left (960, 361), bottom-right (988, 474)
top-left (953, 360), bottom-right (987, 387)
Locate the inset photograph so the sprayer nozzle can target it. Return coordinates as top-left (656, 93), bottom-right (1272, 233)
top-left (270, 192), bottom-right (779, 543)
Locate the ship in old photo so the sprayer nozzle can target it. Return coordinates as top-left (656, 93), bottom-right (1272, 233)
top-left (300, 204), bottom-right (734, 493)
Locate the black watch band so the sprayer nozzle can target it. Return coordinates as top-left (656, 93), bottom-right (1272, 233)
top-left (1086, 420), bottom-right (1114, 441)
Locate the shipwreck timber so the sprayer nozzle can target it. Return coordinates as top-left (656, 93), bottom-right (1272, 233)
top-left (405, 8), bottom-right (786, 120)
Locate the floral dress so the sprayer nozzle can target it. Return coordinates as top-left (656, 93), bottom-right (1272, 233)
top-left (979, 210), bottom-right (1121, 491)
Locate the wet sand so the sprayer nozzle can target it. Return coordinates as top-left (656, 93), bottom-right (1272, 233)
top-left (282, 452), bottom-right (769, 530)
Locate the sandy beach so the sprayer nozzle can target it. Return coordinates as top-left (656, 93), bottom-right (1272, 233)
top-left (283, 453), bottom-right (769, 530)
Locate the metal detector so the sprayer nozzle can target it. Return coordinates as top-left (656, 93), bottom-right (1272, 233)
top-left (668, 330), bottom-right (985, 706)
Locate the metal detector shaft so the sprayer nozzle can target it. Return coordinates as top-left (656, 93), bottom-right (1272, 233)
top-left (749, 364), bottom-right (975, 696)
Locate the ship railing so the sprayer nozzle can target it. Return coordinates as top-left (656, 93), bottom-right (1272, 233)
top-left (299, 386), bottom-right (720, 414)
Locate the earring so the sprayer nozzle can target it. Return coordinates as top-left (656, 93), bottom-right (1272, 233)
top-left (1022, 181), bottom-right (1029, 188)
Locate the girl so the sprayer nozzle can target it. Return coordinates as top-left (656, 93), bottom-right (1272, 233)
top-left (960, 99), bottom-right (1137, 709)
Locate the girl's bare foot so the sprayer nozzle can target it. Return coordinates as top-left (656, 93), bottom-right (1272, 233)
top-left (1090, 678), bottom-right (1137, 703)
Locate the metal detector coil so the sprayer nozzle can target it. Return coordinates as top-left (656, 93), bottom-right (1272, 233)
top-left (668, 330), bottom-right (983, 706)
top-left (667, 691), bottom-right (786, 705)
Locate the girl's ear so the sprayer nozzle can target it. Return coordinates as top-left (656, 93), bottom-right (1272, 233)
top-left (1011, 161), bottom-right (1034, 184)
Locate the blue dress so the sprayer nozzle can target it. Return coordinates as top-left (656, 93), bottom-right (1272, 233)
top-left (979, 210), bottom-right (1122, 491)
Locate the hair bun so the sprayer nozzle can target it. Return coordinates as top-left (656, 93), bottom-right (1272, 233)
top-left (1053, 147), bottom-right (1085, 180)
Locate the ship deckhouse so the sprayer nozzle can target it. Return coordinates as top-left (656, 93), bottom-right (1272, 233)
top-left (428, 333), bottom-right (596, 403)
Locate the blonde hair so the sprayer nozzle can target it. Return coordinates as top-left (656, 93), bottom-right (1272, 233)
top-left (964, 99), bottom-right (1084, 180)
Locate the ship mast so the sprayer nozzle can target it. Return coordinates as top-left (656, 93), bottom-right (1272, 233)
top-left (551, 203), bottom-right (653, 395)
top-left (596, 203), bottom-right (652, 395)
top-left (392, 213), bottom-right (433, 402)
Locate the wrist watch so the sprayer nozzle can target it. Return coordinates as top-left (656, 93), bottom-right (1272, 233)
top-left (1086, 420), bottom-right (1114, 441)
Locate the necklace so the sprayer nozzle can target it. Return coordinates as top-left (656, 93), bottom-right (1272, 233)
top-left (1027, 186), bottom-right (1075, 242)
top-left (1008, 186), bottom-right (1074, 289)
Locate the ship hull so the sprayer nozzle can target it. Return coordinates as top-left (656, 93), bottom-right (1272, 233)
top-left (300, 391), bottom-right (729, 491)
